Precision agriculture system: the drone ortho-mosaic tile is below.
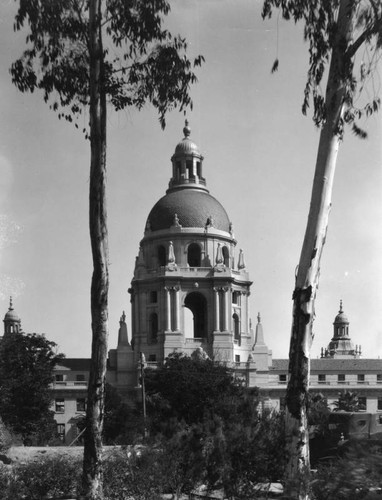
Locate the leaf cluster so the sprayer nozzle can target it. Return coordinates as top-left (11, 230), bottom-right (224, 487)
top-left (0, 331), bottom-right (64, 443)
top-left (262, 0), bottom-right (382, 136)
top-left (11, 0), bottom-right (204, 131)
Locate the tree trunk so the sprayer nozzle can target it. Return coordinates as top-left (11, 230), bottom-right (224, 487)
top-left (81, 0), bottom-right (108, 498)
top-left (284, 2), bottom-right (356, 498)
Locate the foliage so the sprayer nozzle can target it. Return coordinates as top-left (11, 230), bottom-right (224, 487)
top-left (11, 0), bottom-right (204, 131)
top-left (145, 353), bottom-right (286, 498)
top-left (333, 390), bottom-right (366, 412)
top-left (311, 442), bottom-right (382, 499)
top-left (103, 383), bottom-right (143, 444)
top-left (145, 352), bottom-right (247, 433)
top-left (0, 331), bottom-right (64, 445)
top-left (262, 0), bottom-right (382, 136)
top-left (0, 454), bottom-right (82, 499)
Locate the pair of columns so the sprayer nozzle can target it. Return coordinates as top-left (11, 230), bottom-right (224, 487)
top-left (165, 286), bottom-right (180, 332)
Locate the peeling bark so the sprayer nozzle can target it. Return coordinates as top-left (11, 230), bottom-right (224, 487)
top-left (81, 0), bottom-right (108, 498)
top-left (284, 2), bottom-right (357, 498)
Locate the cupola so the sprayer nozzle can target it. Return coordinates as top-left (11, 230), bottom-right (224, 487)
top-left (3, 297), bottom-right (21, 336)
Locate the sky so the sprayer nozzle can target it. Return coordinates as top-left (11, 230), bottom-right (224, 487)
top-left (0, 0), bottom-right (381, 361)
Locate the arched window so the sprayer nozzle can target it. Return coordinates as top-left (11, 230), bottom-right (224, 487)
top-left (233, 313), bottom-right (240, 342)
top-left (158, 245), bottom-right (166, 267)
top-left (222, 246), bottom-right (229, 267)
top-left (149, 313), bottom-right (158, 343)
top-left (188, 243), bottom-right (201, 267)
top-left (184, 292), bottom-right (207, 339)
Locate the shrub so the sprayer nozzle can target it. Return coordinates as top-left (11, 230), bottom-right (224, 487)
top-left (1, 454), bottom-right (81, 499)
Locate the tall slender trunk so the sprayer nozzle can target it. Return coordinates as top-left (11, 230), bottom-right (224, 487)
top-left (284, 1), bottom-right (356, 498)
top-left (81, 0), bottom-right (108, 498)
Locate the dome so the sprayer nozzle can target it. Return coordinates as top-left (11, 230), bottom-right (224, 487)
top-left (334, 300), bottom-right (349, 324)
top-left (147, 189), bottom-right (231, 232)
top-left (4, 298), bottom-right (20, 323)
top-left (174, 137), bottom-right (200, 156)
top-left (173, 120), bottom-right (201, 157)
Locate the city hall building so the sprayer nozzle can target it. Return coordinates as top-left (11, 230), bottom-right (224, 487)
top-left (2, 124), bottom-right (382, 443)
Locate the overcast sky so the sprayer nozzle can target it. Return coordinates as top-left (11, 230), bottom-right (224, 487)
top-left (0, 0), bottom-right (381, 360)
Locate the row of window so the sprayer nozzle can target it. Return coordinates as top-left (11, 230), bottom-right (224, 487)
top-left (148, 290), bottom-right (241, 305)
top-left (55, 374), bottom-right (86, 382)
top-left (55, 398), bottom-right (86, 413)
top-left (279, 374), bottom-right (382, 383)
top-left (157, 243), bottom-right (231, 268)
top-left (279, 397), bottom-right (382, 411)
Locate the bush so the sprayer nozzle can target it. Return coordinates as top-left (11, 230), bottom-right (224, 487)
top-left (0, 455), bottom-right (82, 499)
top-left (311, 442), bottom-right (382, 499)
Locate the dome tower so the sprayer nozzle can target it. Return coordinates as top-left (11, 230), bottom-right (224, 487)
top-left (129, 122), bottom-right (253, 365)
top-left (3, 297), bottom-right (22, 337)
top-left (321, 301), bottom-right (361, 358)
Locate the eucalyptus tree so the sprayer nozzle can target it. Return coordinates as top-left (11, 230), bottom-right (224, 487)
top-left (262, 1), bottom-right (382, 498)
top-left (10, 1), bottom-right (202, 497)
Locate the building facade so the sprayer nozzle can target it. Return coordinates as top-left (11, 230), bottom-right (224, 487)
top-left (1, 124), bottom-right (381, 442)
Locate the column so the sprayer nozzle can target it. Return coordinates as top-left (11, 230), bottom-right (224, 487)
top-left (222, 287), bottom-right (229, 331)
top-left (165, 287), bottom-right (171, 331)
top-left (214, 288), bottom-right (220, 331)
top-left (174, 286), bottom-right (180, 331)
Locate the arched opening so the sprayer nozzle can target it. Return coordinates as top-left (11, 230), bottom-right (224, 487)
top-left (188, 243), bottom-right (201, 267)
top-left (158, 245), bottom-right (166, 267)
top-left (222, 246), bottom-right (229, 267)
top-left (233, 313), bottom-right (240, 343)
top-left (184, 292), bottom-right (207, 339)
top-left (149, 312), bottom-right (158, 343)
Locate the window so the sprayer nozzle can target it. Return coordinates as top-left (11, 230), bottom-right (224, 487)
top-left (377, 374), bottom-right (382, 384)
top-left (222, 246), bottom-right (229, 267)
top-left (149, 313), bottom-right (158, 344)
top-left (148, 354), bottom-right (157, 362)
top-left (187, 243), bottom-right (201, 267)
top-left (358, 397), bottom-right (366, 410)
top-left (158, 245), bottom-right (166, 267)
top-left (56, 424), bottom-right (65, 442)
top-left (55, 399), bottom-right (65, 413)
top-left (233, 313), bottom-right (240, 343)
top-left (378, 397), bottom-right (382, 411)
top-left (76, 398), bottom-right (86, 412)
top-left (318, 374), bottom-right (326, 383)
top-left (150, 291), bottom-right (157, 303)
top-left (55, 374), bottom-right (64, 382)
top-left (279, 374), bottom-right (287, 384)
top-left (357, 374), bottom-right (365, 383)
top-left (76, 374), bottom-right (85, 382)
top-left (232, 291), bottom-right (240, 305)
top-left (338, 374), bottom-right (346, 383)
top-left (235, 355), bottom-right (240, 364)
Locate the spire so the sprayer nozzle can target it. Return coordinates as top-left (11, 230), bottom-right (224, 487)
top-left (254, 313), bottom-right (266, 346)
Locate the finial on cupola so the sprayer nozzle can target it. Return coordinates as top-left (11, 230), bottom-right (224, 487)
top-left (183, 119), bottom-right (191, 138)
top-left (9, 296), bottom-right (13, 311)
top-left (339, 299), bottom-right (343, 313)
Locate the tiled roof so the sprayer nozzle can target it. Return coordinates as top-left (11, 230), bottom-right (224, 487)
top-left (147, 189), bottom-right (231, 232)
top-left (56, 358), bottom-right (91, 371)
top-left (271, 358), bottom-right (382, 372)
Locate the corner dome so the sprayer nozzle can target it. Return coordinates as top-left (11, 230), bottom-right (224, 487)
top-left (147, 189), bottom-right (231, 232)
top-left (334, 300), bottom-right (349, 324)
top-left (4, 298), bottom-right (20, 322)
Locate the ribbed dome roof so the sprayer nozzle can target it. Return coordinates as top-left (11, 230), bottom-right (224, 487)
top-left (334, 300), bottom-right (349, 324)
top-left (174, 137), bottom-right (200, 156)
top-left (147, 189), bottom-right (231, 232)
top-left (4, 298), bottom-right (20, 322)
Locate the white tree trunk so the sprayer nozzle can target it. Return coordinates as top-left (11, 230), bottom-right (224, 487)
top-left (82, 0), bottom-right (109, 498)
top-left (285, 1), bottom-right (356, 498)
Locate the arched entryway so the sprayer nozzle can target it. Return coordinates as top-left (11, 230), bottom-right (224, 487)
top-left (184, 292), bottom-right (207, 339)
